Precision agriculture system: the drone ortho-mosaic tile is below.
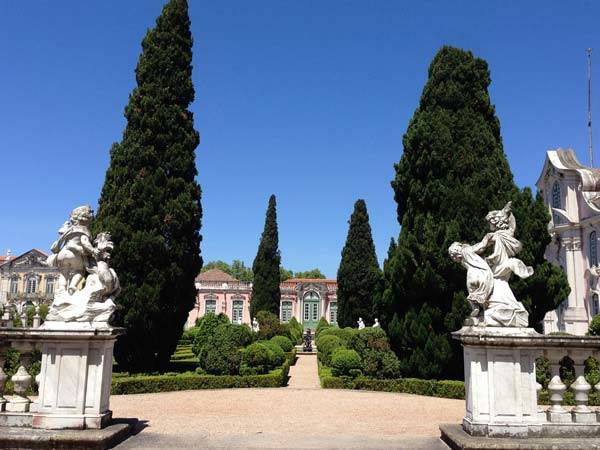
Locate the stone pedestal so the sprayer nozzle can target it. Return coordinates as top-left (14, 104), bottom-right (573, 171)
top-left (31, 327), bottom-right (124, 430)
top-left (458, 326), bottom-right (542, 438)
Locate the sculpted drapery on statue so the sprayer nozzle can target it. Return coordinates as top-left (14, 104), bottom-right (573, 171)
top-left (449, 201), bottom-right (532, 327)
top-left (44, 205), bottom-right (120, 327)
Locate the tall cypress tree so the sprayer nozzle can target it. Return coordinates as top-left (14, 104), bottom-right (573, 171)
top-left (381, 46), bottom-right (568, 379)
top-left (250, 195), bottom-right (281, 317)
top-left (337, 200), bottom-right (382, 327)
top-left (94, 0), bottom-right (202, 371)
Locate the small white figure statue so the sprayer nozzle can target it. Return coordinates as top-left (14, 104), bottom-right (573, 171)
top-left (44, 205), bottom-right (120, 327)
top-left (373, 318), bottom-right (380, 328)
top-left (252, 317), bottom-right (260, 332)
top-left (357, 317), bottom-right (365, 329)
top-left (449, 202), bottom-right (532, 327)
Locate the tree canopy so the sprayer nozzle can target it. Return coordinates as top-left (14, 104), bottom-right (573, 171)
top-left (94, 0), bottom-right (202, 371)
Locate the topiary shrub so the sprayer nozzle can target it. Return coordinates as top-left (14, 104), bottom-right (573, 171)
top-left (586, 356), bottom-right (600, 387)
top-left (192, 313), bottom-right (230, 356)
top-left (315, 317), bottom-right (330, 338)
top-left (590, 315), bottom-right (600, 336)
top-left (362, 349), bottom-right (401, 379)
top-left (317, 335), bottom-right (344, 366)
top-left (283, 317), bottom-right (303, 344)
top-left (331, 348), bottom-right (362, 377)
top-left (270, 335), bottom-right (293, 353)
top-left (256, 311), bottom-right (286, 340)
top-left (197, 322), bottom-right (251, 375)
top-left (257, 340), bottom-right (285, 367)
top-left (348, 327), bottom-right (391, 357)
top-left (315, 326), bottom-right (354, 347)
top-left (241, 343), bottom-right (273, 375)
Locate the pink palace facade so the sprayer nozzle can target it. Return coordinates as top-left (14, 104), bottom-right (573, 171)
top-left (186, 268), bottom-right (338, 330)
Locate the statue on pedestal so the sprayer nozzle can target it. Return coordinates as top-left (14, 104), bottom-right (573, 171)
top-left (357, 317), bottom-right (365, 329)
top-left (44, 205), bottom-right (119, 327)
top-left (449, 202), bottom-right (532, 327)
top-left (373, 318), bottom-right (380, 328)
top-left (252, 317), bottom-right (259, 333)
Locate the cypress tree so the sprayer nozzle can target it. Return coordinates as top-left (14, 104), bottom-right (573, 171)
top-left (94, 0), bottom-right (202, 372)
top-left (337, 199), bottom-right (382, 327)
top-left (250, 195), bottom-right (281, 317)
top-left (382, 46), bottom-right (569, 378)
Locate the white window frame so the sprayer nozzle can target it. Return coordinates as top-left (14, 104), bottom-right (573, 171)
top-left (281, 301), bottom-right (292, 323)
top-left (232, 298), bottom-right (244, 324)
top-left (26, 277), bottom-right (38, 294)
top-left (329, 301), bottom-right (338, 324)
top-left (204, 294), bottom-right (217, 315)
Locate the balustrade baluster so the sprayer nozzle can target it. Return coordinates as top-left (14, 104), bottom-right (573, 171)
top-left (570, 351), bottom-right (594, 422)
top-left (546, 350), bottom-right (571, 422)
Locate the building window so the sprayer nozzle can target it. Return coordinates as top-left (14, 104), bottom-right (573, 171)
top-left (304, 302), bottom-right (310, 321)
top-left (329, 302), bottom-right (338, 324)
top-left (552, 181), bottom-right (562, 225)
top-left (26, 277), bottom-right (38, 294)
top-left (281, 301), bottom-right (292, 323)
top-left (45, 278), bottom-right (55, 295)
top-left (592, 294), bottom-right (600, 317)
top-left (591, 231), bottom-right (598, 267)
top-left (204, 295), bottom-right (217, 315)
top-left (9, 278), bottom-right (18, 294)
top-left (232, 299), bottom-right (244, 324)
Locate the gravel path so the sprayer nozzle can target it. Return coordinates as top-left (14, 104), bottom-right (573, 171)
top-left (112, 355), bottom-right (462, 449)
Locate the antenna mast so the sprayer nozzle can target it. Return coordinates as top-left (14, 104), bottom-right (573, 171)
top-left (588, 48), bottom-right (594, 167)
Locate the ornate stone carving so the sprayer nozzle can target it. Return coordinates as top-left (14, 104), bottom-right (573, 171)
top-left (43, 205), bottom-right (119, 328)
top-left (449, 201), bottom-right (532, 327)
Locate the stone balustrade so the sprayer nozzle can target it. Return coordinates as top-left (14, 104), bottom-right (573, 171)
top-left (0, 306), bottom-right (43, 420)
top-left (455, 326), bottom-right (600, 438)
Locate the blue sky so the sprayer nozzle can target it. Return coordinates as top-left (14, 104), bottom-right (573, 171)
top-left (0, 1), bottom-right (598, 277)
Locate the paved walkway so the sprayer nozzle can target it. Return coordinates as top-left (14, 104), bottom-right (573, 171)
top-left (112, 356), bottom-right (462, 449)
top-left (287, 354), bottom-right (320, 389)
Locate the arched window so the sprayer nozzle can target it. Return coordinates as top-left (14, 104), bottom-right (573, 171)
top-left (26, 277), bottom-right (38, 294)
top-left (232, 298), bottom-right (244, 324)
top-left (591, 231), bottom-right (598, 267)
top-left (329, 301), bottom-right (338, 324)
top-left (9, 277), bottom-right (18, 294)
top-left (303, 291), bottom-right (320, 322)
top-left (593, 293), bottom-right (600, 317)
top-left (281, 301), bottom-right (292, 323)
top-left (45, 278), bottom-right (55, 295)
top-left (204, 294), bottom-right (217, 315)
top-left (552, 181), bottom-right (562, 225)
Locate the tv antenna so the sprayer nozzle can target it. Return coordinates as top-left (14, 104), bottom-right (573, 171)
top-left (588, 48), bottom-right (593, 167)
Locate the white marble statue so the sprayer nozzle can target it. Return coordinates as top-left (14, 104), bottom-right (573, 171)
top-left (373, 318), bottom-right (380, 328)
top-left (44, 205), bottom-right (119, 327)
top-left (252, 317), bottom-right (259, 332)
top-left (357, 317), bottom-right (365, 329)
top-left (449, 202), bottom-right (532, 327)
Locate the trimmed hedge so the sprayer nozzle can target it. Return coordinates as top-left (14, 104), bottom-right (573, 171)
top-left (320, 374), bottom-right (465, 399)
top-left (112, 350), bottom-right (295, 395)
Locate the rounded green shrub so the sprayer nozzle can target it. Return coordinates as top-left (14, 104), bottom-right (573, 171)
top-left (317, 335), bottom-right (344, 366)
top-left (315, 317), bottom-right (331, 338)
top-left (316, 326), bottom-right (354, 347)
top-left (331, 348), bottom-right (363, 377)
top-left (270, 335), bottom-right (293, 353)
top-left (348, 327), bottom-right (391, 357)
top-left (197, 322), bottom-right (251, 375)
top-left (192, 313), bottom-right (230, 356)
top-left (241, 343), bottom-right (273, 374)
top-left (362, 349), bottom-right (401, 379)
top-left (257, 340), bottom-right (285, 367)
top-left (256, 311), bottom-right (286, 340)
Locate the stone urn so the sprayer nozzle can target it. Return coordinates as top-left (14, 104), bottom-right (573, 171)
top-left (11, 366), bottom-right (31, 399)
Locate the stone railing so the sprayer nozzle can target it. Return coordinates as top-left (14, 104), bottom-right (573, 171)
top-left (0, 311), bottom-right (43, 419)
top-left (454, 326), bottom-right (600, 438)
top-left (196, 281), bottom-right (253, 291)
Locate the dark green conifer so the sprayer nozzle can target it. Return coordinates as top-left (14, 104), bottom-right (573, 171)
top-left (94, 0), bottom-right (202, 372)
top-left (250, 195), bottom-right (281, 317)
top-left (382, 46), bottom-right (569, 378)
top-left (337, 200), bottom-right (382, 327)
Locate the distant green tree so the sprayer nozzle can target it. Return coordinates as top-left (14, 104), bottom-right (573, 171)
top-left (337, 200), bottom-right (382, 327)
top-left (251, 195), bottom-right (281, 317)
top-left (93, 0), bottom-right (202, 371)
top-left (279, 267), bottom-right (294, 281)
top-left (293, 269), bottom-right (327, 279)
top-left (202, 260), bottom-right (253, 282)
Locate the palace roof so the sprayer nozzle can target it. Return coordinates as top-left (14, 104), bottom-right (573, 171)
top-left (284, 278), bottom-right (337, 285)
top-left (196, 268), bottom-right (238, 282)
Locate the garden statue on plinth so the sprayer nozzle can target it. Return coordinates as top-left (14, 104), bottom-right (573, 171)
top-left (303, 328), bottom-right (312, 352)
top-left (252, 317), bottom-right (259, 333)
top-left (357, 317), bottom-right (365, 329)
top-left (44, 205), bottom-right (119, 328)
top-left (27, 205), bottom-right (124, 429)
top-left (441, 201), bottom-right (600, 444)
top-left (373, 318), bottom-right (380, 328)
top-left (448, 201), bottom-right (531, 328)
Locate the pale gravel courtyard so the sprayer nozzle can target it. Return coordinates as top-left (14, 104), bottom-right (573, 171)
top-left (112, 355), bottom-right (463, 449)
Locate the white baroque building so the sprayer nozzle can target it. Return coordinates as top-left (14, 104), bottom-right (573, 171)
top-left (537, 148), bottom-right (600, 334)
